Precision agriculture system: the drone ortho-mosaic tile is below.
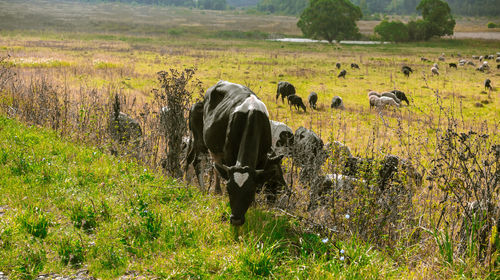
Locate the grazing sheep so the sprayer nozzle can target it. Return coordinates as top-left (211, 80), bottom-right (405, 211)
top-left (287, 94), bottom-right (307, 112)
top-left (479, 56), bottom-right (484, 61)
top-left (351, 63), bottom-right (360, 69)
top-left (325, 141), bottom-right (352, 158)
top-left (421, 57), bottom-right (430, 62)
top-left (338, 69), bottom-right (347, 78)
top-left (402, 65), bottom-right (413, 73)
top-left (485, 79), bottom-right (492, 90)
top-left (336, 62), bottom-right (341, 69)
top-left (438, 56), bottom-right (445, 61)
top-left (390, 90), bottom-right (409, 105)
top-left (381, 92), bottom-right (401, 104)
top-left (330, 96), bottom-right (344, 109)
top-left (477, 63), bottom-right (489, 72)
top-left (459, 59), bottom-right (467, 66)
top-left (308, 92), bottom-right (318, 109)
top-left (467, 61), bottom-right (476, 66)
top-left (433, 63), bottom-right (439, 69)
top-left (403, 68), bottom-right (411, 77)
top-left (486, 55), bottom-right (495, 60)
top-left (449, 63), bottom-right (457, 68)
top-left (370, 96), bottom-right (399, 109)
top-left (496, 57), bottom-right (500, 63)
top-left (472, 55), bottom-right (480, 60)
top-left (431, 66), bottom-right (439, 75)
top-left (497, 64), bottom-right (500, 69)
top-left (270, 120), bottom-right (294, 153)
top-left (367, 91), bottom-right (380, 98)
top-left (276, 81), bottom-right (296, 103)
top-left (109, 94), bottom-right (142, 146)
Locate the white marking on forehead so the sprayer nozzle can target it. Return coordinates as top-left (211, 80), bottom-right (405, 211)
top-left (233, 172), bottom-right (249, 188)
top-left (234, 95), bottom-right (269, 117)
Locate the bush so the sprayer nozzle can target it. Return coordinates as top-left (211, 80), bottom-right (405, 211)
top-left (17, 207), bottom-right (50, 239)
top-left (58, 236), bottom-right (85, 267)
top-left (487, 22), bottom-right (497, 28)
top-left (374, 20), bottom-right (409, 42)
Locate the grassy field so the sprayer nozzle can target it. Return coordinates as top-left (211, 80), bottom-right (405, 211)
top-left (0, 1), bottom-right (499, 279)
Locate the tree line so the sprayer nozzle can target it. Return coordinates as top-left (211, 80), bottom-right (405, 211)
top-left (69, 0), bottom-right (227, 10)
top-left (258, 0), bottom-right (500, 17)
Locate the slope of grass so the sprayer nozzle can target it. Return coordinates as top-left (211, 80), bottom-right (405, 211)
top-left (0, 116), bottom-right (401, 279)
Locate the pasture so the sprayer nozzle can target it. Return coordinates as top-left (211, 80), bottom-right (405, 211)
top-left (0, 0), bottom-right (499, 279)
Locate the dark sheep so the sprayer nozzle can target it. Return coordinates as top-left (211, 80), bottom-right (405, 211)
top-left (336, 62), bottom-right (341, 69)
top-left (402, 65), bottom-right (413, 73)
top-left (287, 95), bottom-right (307, 112)
top-left (485, 79), bottom-right (492, 90)
top-left (497, 64), bottom-right (500, 69)
top-left (276, 81), bottom-right (296, 103)
top-left (403, 68), bottom-right (411, 77)
top-left (308, 92), bottom-right (318, 109)
top-left (449, 63), bottom-right (457, 68)
top-left (351, 63), bottom-right (360, 69)
top-left (338, 69), bottom-right (347, 78)
top-left (109, 94), bottom-right (142, 146)
top-left (330, 96), bottom-right (344, 109)
top-left (390, 90), bottom-right (410, 105)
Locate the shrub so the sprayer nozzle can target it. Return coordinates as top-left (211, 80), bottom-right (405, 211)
top-left (70, 203), bottom-right (98, 233)
top-left (58, 235), bottom-right (85, 267)
top-left (374, 20), bottom-right (409, 42)
top-left (17, 207), bottom-right (50, 239)
top-left (14, 242), bottom-right (46, 280)
top-left (487, 22), bottom-right (497, 28)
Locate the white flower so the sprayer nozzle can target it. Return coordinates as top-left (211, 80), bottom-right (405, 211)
top-left (118, 160), bottom-right (120, 163)
top-left (345, 214), bottom-right (350, 219)
top-left (321, 238), bottom-right (328, 243)
top-left (93, 152), bottom-right (97, 155)
top-left (48, 162), bottom-right (51, 166)
top-left (42, 158), bottom-right (45, 161)
top-left (340, 256), bottom-right (344, 261)
top-left (143, 168), bottom-right (147, 172)
top-left (340, 249), bottom-right (345, 254)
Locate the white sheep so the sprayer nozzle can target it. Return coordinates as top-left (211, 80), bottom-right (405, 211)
top-left (381, 92), bottom-right (401, 104)
top-left (369, 95), bottom-right (399, 109)
top-left (367, 90), bottom-right (380, 98)
top-left (431, 66), bottom-right (439, 75)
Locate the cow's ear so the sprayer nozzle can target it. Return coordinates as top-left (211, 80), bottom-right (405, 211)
top-left (255, 169), bottom-right (273, 184)
top-left (214, 163), bottom-right (230, 180)
top-left (268, 155), bottom-right (284, 165)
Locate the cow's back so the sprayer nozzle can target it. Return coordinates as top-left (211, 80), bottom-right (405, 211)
top-left (203, 81), bottom-right (267, 155)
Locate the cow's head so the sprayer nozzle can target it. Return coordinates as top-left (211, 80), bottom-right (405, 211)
top-left (214, 155), bottom-right (285, 226)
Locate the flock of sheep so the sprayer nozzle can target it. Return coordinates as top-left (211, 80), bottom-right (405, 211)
top-left (274, 52), bottom-right (498, 113)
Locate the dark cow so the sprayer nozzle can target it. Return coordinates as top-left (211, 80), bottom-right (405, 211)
top-left (276, 81), bottom-right (296, 103)
top-left (485, 79), bottom-right (492, 90)
top-left (308, 92), bottom-right (318, 109)
top-left (390, 90), bottom-right (410, 105)
top-left (351, 63), bottom-right (360, 69)
top-left (287, 95), bottom-right (307, 112)
top-left (449, 63), bottom-right (457, 68)
top-left (336, 62), bottom-right (341, 69)
top-left (184, 102), bottom-right (208, 188)
top-left (338, 70), bottom-right (347, 78)
top-left (186, 81), bottom-right (286, 226)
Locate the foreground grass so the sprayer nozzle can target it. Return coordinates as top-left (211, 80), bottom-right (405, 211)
top-left (0, 116), bottom-right (401, 279)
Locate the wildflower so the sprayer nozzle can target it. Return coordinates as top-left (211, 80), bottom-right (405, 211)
top-left (321, 238), bottom-right (328, 243)
top-left (340, 249), bottom-right (345, 254)
top-left (340, 256), bottom-right (344, 261)
top-left (93, 152), bottom-right (97, 155)
top-left (345, 214), bottom-right (350, 219)
top-left (144, 168), bottom-right (147, 172)
top-left (42, 158), bottom-right (45, 161)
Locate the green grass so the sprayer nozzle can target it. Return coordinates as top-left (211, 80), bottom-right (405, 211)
top-left (0, 116), bottom-right (402, 279)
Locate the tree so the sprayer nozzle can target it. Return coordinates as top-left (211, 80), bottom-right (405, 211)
top-left (417, 0), bottom-right (455, 38)
top-left (297, 0), bottom-right (362, 43)
top-left (374, 20), bottom-right (409, 42)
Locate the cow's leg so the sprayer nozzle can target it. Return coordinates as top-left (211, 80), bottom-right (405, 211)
top-left (210, 152), bottom-right (224, 195)
top-left (192, 153), bottom-right (205, 192)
